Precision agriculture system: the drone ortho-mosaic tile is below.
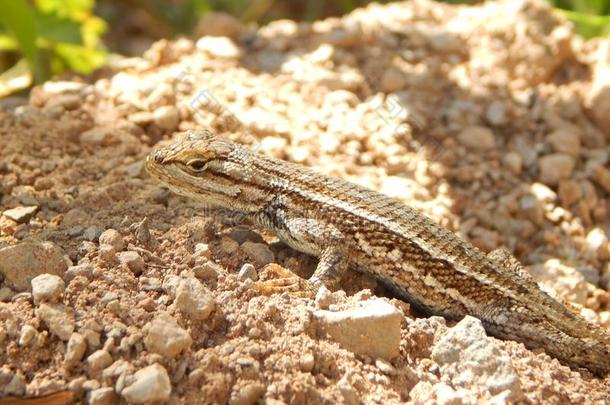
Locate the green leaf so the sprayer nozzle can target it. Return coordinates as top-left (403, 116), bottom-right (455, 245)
top-left (0, 0), bottom-right (47, 82)
top-left (35, 12), bottom-right (82, 45)
top-left (558, 9), bottom-right (610, 38)
top-left (35, 0), bottom-right (94, 20)
top-left (54, 42), bottom-right (106, 74)
top-left (0, 34), bottom-right (18, 51)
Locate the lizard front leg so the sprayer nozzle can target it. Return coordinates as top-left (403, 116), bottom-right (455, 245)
top-left (254, 214), bottom-right (350, 297)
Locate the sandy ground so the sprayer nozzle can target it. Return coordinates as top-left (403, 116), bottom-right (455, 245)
top-left (1, 0), bottom-right (610, 403)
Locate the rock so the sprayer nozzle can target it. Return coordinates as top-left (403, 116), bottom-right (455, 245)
top-left (79, 127), bottom-right (115, 147)
top-left (87, 349), bottom-right (113, 372)
top-left (486, 101), bottom-right (508, 126)
top-left (4, 371), bottom-right (26, 396)
top-left (80, 127), bottom-right (113, 146)
top-left (528, 259), bottom-right (589, 306)
top-left (62, 208), bottom-right (89, 227)
top-left (144, 313), bottom-right (192, 358)
top-left (592, 165), bottom-right (610, 192)
top-left (194, 12), bottom-right (243, 39)
top-left (196, 37), bottom-right (241, 59)
top-left (546, 129), bottom-right (581, 157)
top-left (98, 229), bottom-right (125, 251)
top-left (230, 382), bottom-right (266, 405)
top-left (587, 40), bottom-right (610, 137)
top-left (0, 240), bottom-right (68, 291)
top-left (117, 251), bottom-right (145, 275)
top-left (457, 126), bottom-right (495, 150)
top-left (238, 263), bottom-right (258, 282)
top-left (174, 276), bottom-right (215, 321)
top-left (2, 206), bottom-right (38, 223)
top-left (538, 154), bottom-right (575, 185)
top-left (83, 226), bottom-right (102, 241)
top-left (558, 179), bottom-right (582, 206)
top-left (241, 242), bottom-right (274, 266)
top-left (31, 274), bottom-right (65, 305)
top-left (314, 299), bottom-right (401, 360)
top-left (18, 325), bottom-right (37, 346)
top-left (65, 333), bottom-right (87, 367)
top-left (431, 316), bottom-right (522, 400)
top-left (35, 303), bottom-right (75, 341)
top-left (65, 263), bottom-right (93, 281)
top-left (98, 245), bottom-right (117, 266)
top-left (410, 381), bottom-right (472, 405)
top-left (503, 152), bottom-right (522, 175)
top-left (586, 228), bottom-right (608, 260)
top-left (153, 106), bottom-right (180, 131)
top-left (380, 68), bottom-right (407, 93)
top-left (315, 286), bottom-right (332, 309)
top-left (87, 387), bottom-right (117, 405)
top-left (0, 287), bottom-right (14, 302)
top-left (529, 182), bottom-right (556, 203)
top-left (121, 364), bottom-right (171, 403)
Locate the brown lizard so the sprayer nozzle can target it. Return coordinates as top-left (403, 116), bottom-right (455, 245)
top-left (145, 130), bottom-right (610, 376)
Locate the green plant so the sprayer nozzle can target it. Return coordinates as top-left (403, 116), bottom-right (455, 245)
top-left (548, 0), bottom-right (610, 38)
top-left (0, 0), bottom-right (107, 94)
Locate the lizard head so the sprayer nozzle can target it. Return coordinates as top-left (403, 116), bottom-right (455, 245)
top-left (145, 130), bottom-right (261, 210)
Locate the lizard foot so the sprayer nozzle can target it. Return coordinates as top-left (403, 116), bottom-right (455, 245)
top-left (255, 263), bottom-right (316, 298)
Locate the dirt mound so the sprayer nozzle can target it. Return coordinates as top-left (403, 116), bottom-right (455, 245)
top-left (1, 0), bottom-right (609, 403)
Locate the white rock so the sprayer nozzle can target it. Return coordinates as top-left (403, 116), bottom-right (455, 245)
top-left (238, 263), bottom-right (258, 282)
top-left (196, 36), bottom-right (241, 58)
top-left (241, 242), bottom-right (274, 266)
top-left (457, 126), bottom-right (495, 150)
top-left (98, 229), bottom-right (125, 251)
top-left (0, 241), bottom-right (68, 291)
top-left (174, 276), bottom-right (215, 321)
top-left (18, 325), bottom-right (37, 346)
top-left (2, 206), bottom-right (38, 223)
top-left (87, 387), bottom-right (116, 405)
top-left (538, 154), bottom-right (575, 185)
top-left (118, 251), bottom-right (145, 275)
top-left (31, 274), bottom-right (65, 305)
top-left (144, 313), bottom-right (192, 358)
top-left (587, 40), bottom-right (610, 137)
top-left (431, 316), bottom-right (523, 401)
top-left (314, 299), bottom-right (401, 360)
top-left (88, 349), bottom-right (113, 372)
top-left (529, 182), bottom-right (556, 203)
top-left (65, 264), bottom-right (93, 281)
top-left (315, 285), bottom-right (333, 309)
top-left (121, 364), bottom-right (171, 403)
top-left (35, 303), bottom-right (75, 340)
top-left (65, 332), bottom-right (87, 367)
top-left (230, 382), bottom-right (266, 405)
top-left (528, 259), bottom-right (589, 306)
top-left (153, 106), bottom-right (180, 130)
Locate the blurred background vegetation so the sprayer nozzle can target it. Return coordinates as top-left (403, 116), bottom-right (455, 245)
top-left (0, 0), bottom-right (608, 95)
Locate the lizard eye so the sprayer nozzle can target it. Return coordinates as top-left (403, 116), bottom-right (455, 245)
top-left (186, 159), bottom-right (207, 171)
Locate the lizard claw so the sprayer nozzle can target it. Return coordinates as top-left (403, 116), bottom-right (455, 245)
top-left (255, 264), bottom-right (316, 298)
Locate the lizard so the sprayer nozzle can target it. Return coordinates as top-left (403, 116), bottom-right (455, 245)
top-left (145, 129), bottom-right (610, 376)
